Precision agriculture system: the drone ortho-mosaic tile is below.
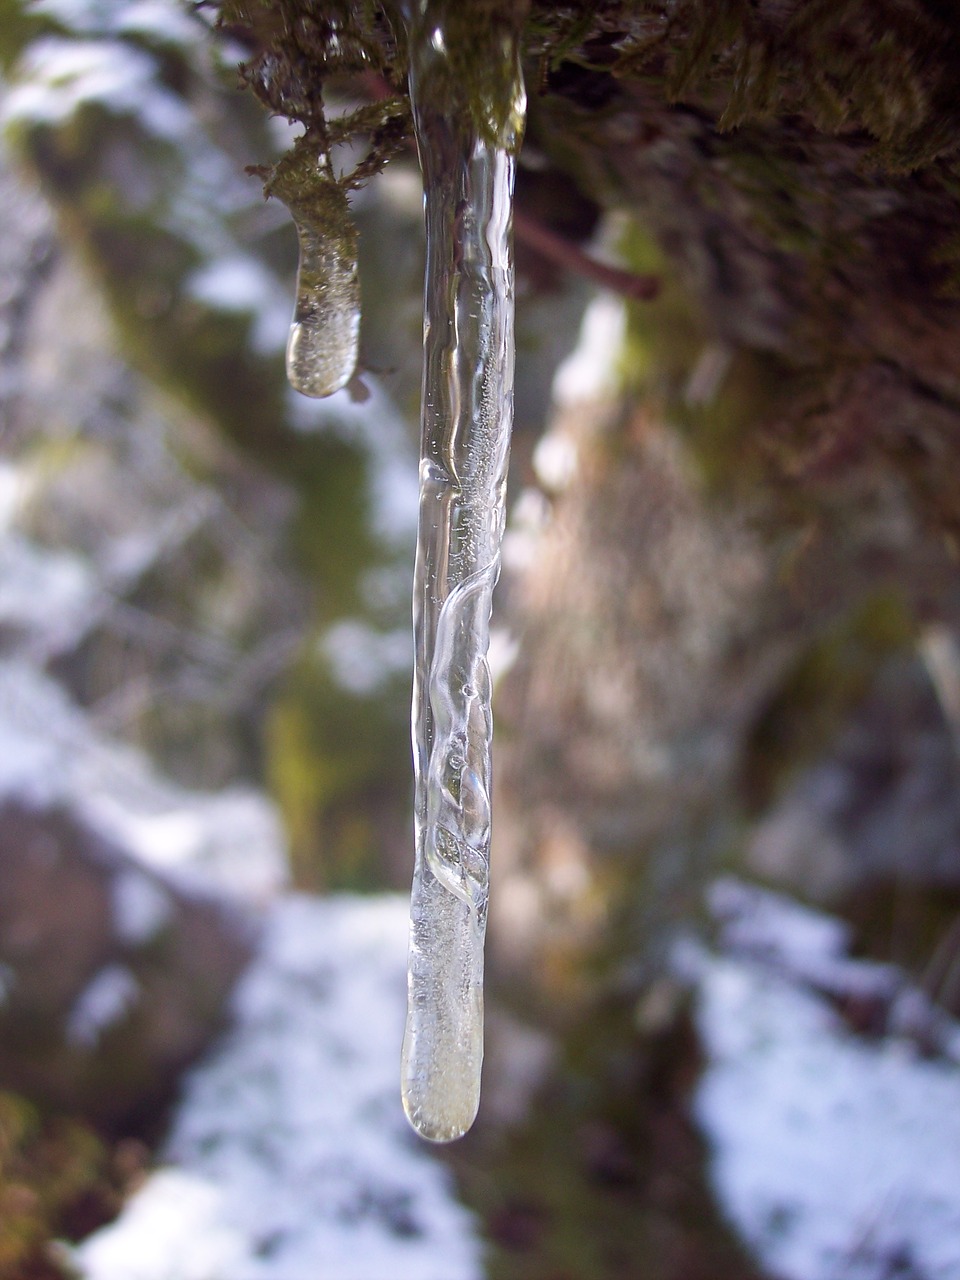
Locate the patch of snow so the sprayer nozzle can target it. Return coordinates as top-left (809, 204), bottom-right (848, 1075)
top-left (532, 431), bottom-right (578, 492)
top-left (487, 625), bottom-right (519, 687)
top-left (0, 534), bottom-right (98, 655)
top-left (0, 961), bottom-right (15, 1006)
top-left (69, 1169), bottom-right (248, 1280)
top-left (695, 881), bottom-right (960, 1280)
top-left (111, 868), bottom-right (173, 945)
top-left (708, 877), bottom-right (901, 1009)
top-left (0, 461), bottom-right (24, 532)
top-left (186, 257), bottom-right (291, 355)
top-left (2, 38), bottom-right (192, 141)
top-left (551, 291), bottom-right (625, 407)
top-left (112, 0), bottom-right (200, 47)
top-left (0, 659), bottom-right (287, 903)
top-left (709, 875), bottom-right (850, 963)
top-left (29, 0), bottom-right (199, 47)
top-left (66, 963), bottom-right (139, 1047)
top-left (321, 619), bottom-right (412, 696)
top-left (73, 894), bottom-right (482, 1280)
top-left (286, 381), bottom-right (419, 546)
top-left (3, 10), bottom-right (290, 359)
top-left (501, 486), bottom-right (550, 574)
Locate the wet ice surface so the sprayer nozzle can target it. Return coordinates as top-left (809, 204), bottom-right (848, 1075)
top-left (71, 894), bottom-right (482, 1280)
top-left (286, 219), bottom-right (360, 399)
top-left (401, 2), bottom-right (525, 1144)
top-left (695, 880), bottom-right (960, 1280)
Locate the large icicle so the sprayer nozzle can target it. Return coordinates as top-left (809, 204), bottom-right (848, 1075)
top-left (401, 0), bottom-right (526, 1142)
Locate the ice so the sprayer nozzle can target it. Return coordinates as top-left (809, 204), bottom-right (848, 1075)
top-left (401, 0), bottom-right (526, 1142)
top-left (266, 153), bottom-right (361, 400)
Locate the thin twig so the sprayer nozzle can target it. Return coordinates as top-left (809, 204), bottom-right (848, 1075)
top-left (514, 207), bottom-right (660, 301)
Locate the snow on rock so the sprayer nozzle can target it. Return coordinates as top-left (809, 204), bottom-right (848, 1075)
top-left (0, 658), bottom-right (286, 903)
top-left (110, 867), bottom-right (174, 945)
top-left (0, 533), bottom-right (98, 657)
top-left (66, 963), bottom-right (140, 1049)
top-left (73, 893), bottom-right (483, 1280)
top-left (695, 880), bottom-right (960, 1280)
top-left (707, 875), bottom-right (901, 1010)
top-left (320, 619), bottom-right (412, 697)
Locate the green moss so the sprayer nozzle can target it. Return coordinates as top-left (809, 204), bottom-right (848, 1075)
top-left (617, 220), bottom-right (790, 494)
top-left (266, 657), bottom-right (410, 890)
top-left (741, 589), bottom-right (917, 811)
top-left (0, 1091), bottom-right (133, 1279)
top-left (0, 0), bottom-right (54, 71)
top-left (841, 880), bottom-right (960, 1005)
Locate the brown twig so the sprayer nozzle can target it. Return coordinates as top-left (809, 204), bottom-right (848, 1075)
top-left (514, 207), bottom-right (660, 301)
top-left (361, 70), bottom-right (661, 302)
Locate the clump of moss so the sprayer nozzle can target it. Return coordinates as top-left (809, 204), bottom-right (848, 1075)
top-left (266, 655), bottom-right (411, 890)
top-left (741, 589), bottom-right (917, 812)
top-left (0, 1091), bottom-right (143, 1280)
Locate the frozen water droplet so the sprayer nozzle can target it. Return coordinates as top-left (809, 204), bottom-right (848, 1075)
top-left (266, 148), bottom-right (360, 399)
top-left (286, 218), bottom-right (360, 398)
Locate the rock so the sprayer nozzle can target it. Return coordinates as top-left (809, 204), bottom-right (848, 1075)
top-left (0, 799), bottom-right (254, 1127)
top-left (748, 654), bottom-right (960, 899)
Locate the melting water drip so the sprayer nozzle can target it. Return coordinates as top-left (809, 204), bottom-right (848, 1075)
top-left (270, 148), bottom-right (360, 399)
top-left (401, 1), bottom-right (526, 1142)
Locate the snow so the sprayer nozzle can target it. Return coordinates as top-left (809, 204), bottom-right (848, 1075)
top-left (111, 867), bottom-right (174, 945)
top-left (1, 1), bottom-right (295, 377)
top-left (695, 881), bottom-right (960, 1280)
top-left (551, 291), bottom-right (625, 407)
top-left (0, 659), bottom-right (286, 903)
top-left (0, 461), bottom-right (24, 529)
top-left (320, 619), bottom-right (412, 696)
top-left (708, 875), bottom-right (851, 962)
top-left (66, 963), bottom-right (139, 1048)
top-left (28, 0), bottom-right (200, 47)
top-left (2, 38), bottom-right (192, 141)
top-left (532, 431), bottom-right (578, 493)
top-left (0, 534), bottom-right (97, 656)
top-left (0, 961), bottom-right (15, 1006)
top-left (72, 894), bottom-right (483, 1280)
top-left (186, 257), bottom-right (292, 355)
top-left (708, 875), bottom-right (902, 1010)
top-left (69, 1170), bottom-right (250, 1280)
top-left (286, 380), bottom-right (420, 546)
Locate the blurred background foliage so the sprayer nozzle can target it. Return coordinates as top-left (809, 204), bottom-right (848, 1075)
top-left (2, 1), bottom-right (960, 1277)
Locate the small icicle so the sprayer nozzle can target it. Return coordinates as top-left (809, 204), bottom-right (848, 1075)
top-left (401, 0), bottom-right (526, 1142)
top-left (266, 146), bottom-right (360, 399)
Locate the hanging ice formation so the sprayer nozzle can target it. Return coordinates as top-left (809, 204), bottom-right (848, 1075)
top-left (268, 145), bottom-right (361, 399)
top-left (401, 0), bottom-right (526, 1142)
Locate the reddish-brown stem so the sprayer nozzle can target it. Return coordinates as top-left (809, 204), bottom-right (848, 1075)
top-left (514, 207), bottom-right (660, 301)
top-left (361, 70), bottom-right (660, 302)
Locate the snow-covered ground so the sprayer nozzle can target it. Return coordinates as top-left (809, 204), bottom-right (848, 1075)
top-left (694, 880), bottom-right (960, 1280)
top-left (0, 480), bottom-right (480, 1279)
top-left (0, 657), bottom-right (285, 904)
top-left (69, 893), bottom-right (482, 1280)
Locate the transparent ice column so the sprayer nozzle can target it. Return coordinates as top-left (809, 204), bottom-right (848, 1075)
top-left (401, 0), bottom-right (526, 1142)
